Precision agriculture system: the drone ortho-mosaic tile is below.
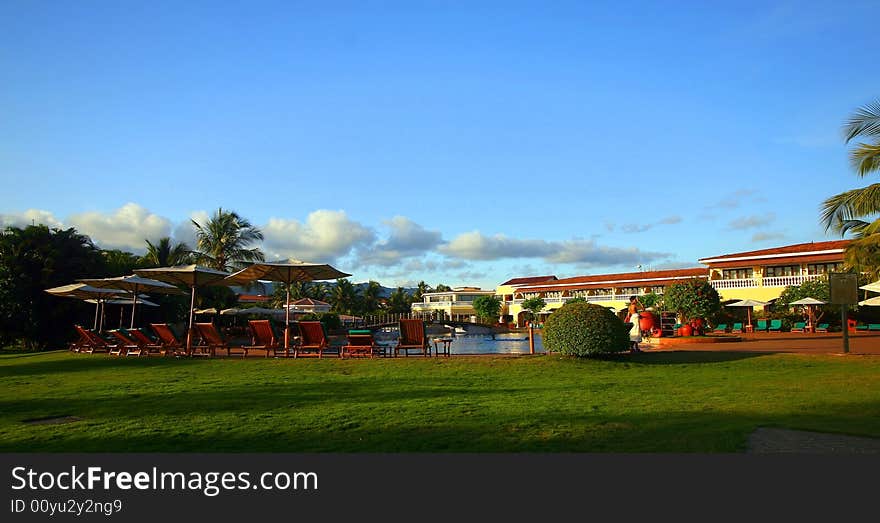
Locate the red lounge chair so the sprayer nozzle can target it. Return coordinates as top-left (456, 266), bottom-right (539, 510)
top-left (128, 328), bottom-right (166, 356)
top-left (74, 325), bottom-right (115, 354)
top-left (245, 319), bottom-right (281, 358)
top-left (194, 323), bottom-right (241, 357)
top-left (294, 321), bottom-right (337, 358)
top-left (109, 329), bottom-right (142, 356)
top-left (150, 323), bottom-right (186, 357)
top-left (395, 319), bottom-right (429, 357)
top-left (343, 333), bottom-right (380, 359)
top-left (69, 326), bottom-right (92, 353)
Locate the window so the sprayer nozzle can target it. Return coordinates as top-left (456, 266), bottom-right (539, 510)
top-left (722, 268), bottom-right (753, 280)
top-left (806, 263), bottom-right (843, 275)
top-left (764, 265), bottom-right (800, 277)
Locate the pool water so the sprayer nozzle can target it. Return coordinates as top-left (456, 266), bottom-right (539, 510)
top-left (432, 332), bottom-right (545, 355)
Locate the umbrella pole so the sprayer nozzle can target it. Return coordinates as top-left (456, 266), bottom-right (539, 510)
top-left (130, 284), bottom-right (139, 329)
top-left (93, 301), bottom-right (100, 330)
top-left (285, 284), bottom-right (291, 351)
top-left (186, 285), bottom-right (196, 355)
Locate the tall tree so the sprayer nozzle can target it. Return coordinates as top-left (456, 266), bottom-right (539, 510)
top-left (101, 249), bottom-right (143, 277)
top-left (143, 237), bottom-right (191, 267)
top-left (413, 281), bottom-right (431, 302)
top-left (387, 287), bottom-right (412, 314)
top-left (434, 283), bottom-right (452, 293)
top-left (330, 278), bottom-right (359, 315)
top-left (822, 100), bottom-right (880, 237)
top-left (0, 226), bottom-right (105, 348)
top-left (472, 295), bottom-right (502, 323)
top-left (361, 281), bottom-right (383, 314)
top-left (191, 208), bottom-right (265, 272)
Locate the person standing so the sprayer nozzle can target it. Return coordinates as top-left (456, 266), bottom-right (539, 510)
top-left (627, 295), bottom-right (644, 352)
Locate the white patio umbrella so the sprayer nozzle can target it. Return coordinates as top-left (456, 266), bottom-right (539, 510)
top-left (790, 297), bottom-right (826, 331)
top-left (237, 307), bottom-right (285, 316)
top-left (859, 280), bottom-right (880, 293)
top-left (224, 260), bottom-right (351, 350)
top-left (78, 275), bottom-right (185, 329)
top-left (45, 283), bottom-right (128, 330)
top-left (194, 307), bottom-right (218, 315)
top-left (858, 296), bottom-right (880, 306)
top-left (134, 265), bottom-right (231, 354)
top-left (725, 299), bottom-right (768, 330)
top-left (220, 307), bottom-right (241, 316)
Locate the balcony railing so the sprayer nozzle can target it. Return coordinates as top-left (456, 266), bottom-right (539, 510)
top-left (709, 278), bottom-right (758, 289)
top-left (412, 301), bottom-right (479, 309)
top-left (709, 274), bottom-right (826, 290)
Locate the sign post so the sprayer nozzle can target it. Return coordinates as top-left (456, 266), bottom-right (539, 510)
top-left (829, 273), bottom-right (859, 354)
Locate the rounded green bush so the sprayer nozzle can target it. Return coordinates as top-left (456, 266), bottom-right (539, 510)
top-left (543, 302), bottom-right (630, 357)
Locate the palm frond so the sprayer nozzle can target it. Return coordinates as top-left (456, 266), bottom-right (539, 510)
top-left (850, 142), bottom-right (880, 177)
top-left (844, 100), bottom-right (880, 143)
top-left (820, 183), bottom-right (880, 233)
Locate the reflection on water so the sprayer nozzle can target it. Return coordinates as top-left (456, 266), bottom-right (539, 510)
top-left (441, 332), bottom-right (545, 355)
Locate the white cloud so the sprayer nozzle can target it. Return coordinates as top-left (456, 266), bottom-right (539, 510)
top-left (752, 231), bottom-right (786, 242)
top-left (262, 210), bottom-right (374, 262)
top-left (728, 213), bottom-right (776, 230)
top-left (173, 210), bottom-right (209, 250)
top-left (360, 216), bottom-right (443, 266)
top-left (66, 203), bottom-right (172, 252)
top-left (438, 231), bottom-right (669, 268)
top-left (0, 209), bottom-right (64, 229)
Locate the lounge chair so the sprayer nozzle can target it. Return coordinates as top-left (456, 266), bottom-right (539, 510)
top-left (194, 323), bottom-right (240, 357)
top-left (74, 325), bottom-right (115, 354)
top-left (150, 323), bottom-right (186, 356)
top-left (244, 319), bottom-right (281, 358)
top-left (790, 322), bottom-right (806, 333)
top-left (868, 324), bottom-right (880, 331)
top-left (293, 321), bottom-right (336, 358)
top-left (342, 332), bottom-right (381, 359)
top-left (395, 319), bottom-right (429, 357)
top-left (856, 323), bottom-right (869, 331)
top-left (128, 328), bottom-right (166, 356)
top-left (768, 319), bottom-right (783, 332)
top-left (755, 320), bottom-right (768, 332)
top-left (712, 324), bottom-right (728, 333)
top-left (69, 326), bottom-right (93, 353)
top-left (730, 322), bottom-right (743, 333)
top-left (109, 329), bottom-right (142, 356)
top-left (815, 323), bottom-right (829, 333)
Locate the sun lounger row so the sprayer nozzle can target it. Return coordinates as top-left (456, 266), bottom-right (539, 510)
top-left (711, 321), bottom-right (830, 333)
top-left (70, 319), bottom-right (433, 359)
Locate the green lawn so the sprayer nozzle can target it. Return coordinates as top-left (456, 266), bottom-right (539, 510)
top-left (2, 350), bottom-right (879, 452)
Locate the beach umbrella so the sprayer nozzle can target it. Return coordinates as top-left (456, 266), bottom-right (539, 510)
top-left (45, 283), bottom-right (128, 330)
top-left (224, 260), bottom-right (351, 350)
top-left (790, 297), bottom-right (826, 331)
top-left (725, 299), bottom-right (768, 330)
top-left (194, 307), bottom-right (218, 315)
top-left (858, 296), bottom-right (880, 306)
top-left (237, 307), bottom-right (285, 317)
top-left (78, 275), bottom-right (184, 328)
top-left (220, 307), bottom-right (241, 316)
top-left (134, 265), bottom-right (231, 354)
top-left (859, 280), bottom-right (880, 293)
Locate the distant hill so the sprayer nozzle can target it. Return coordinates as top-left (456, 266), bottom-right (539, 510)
top-left (230, 280), bottom-right (417, 299)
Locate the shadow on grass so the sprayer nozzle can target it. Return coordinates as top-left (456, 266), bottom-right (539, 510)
top-left (0, 353), bottom-right (206, 377)
top-left (574, 351), bottom-right (771, 365)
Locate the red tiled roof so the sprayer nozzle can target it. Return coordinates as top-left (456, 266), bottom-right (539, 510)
top-left (291, 298), bottom-right (330, 306)
top-left (237, 294), bottom-right (271, 303)
top-left (699, 240), bottom-right (850, 264)
top-left (500, 275), bottom-right (558, 286)
top-left (514, 268), bottom-right (707, 293)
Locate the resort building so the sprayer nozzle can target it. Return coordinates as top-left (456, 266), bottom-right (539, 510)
top-left (288, 297), bottom-right (331, 314)
top-left (699, 240), bottom-right (850, 302)
top-left (410, 286), bottom-right (496, 321)
top-left (500, 268), bottom-right (707, 326)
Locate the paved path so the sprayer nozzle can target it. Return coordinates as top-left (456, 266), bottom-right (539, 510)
top-left (748, 428), bottom-right (880, 454)
top-left (645, 331), bottom-right (880, 355)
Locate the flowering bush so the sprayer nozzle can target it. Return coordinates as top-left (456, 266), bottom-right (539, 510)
top-left (662, 278), bottom-right (721, 324)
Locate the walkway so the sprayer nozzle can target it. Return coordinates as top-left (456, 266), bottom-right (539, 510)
top-left (645, 331), bottom-right (880, 355)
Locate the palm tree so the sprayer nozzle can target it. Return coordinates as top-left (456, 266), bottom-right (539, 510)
top-left (330, 278), bottom-right (359, 315)
top-left (361, 281), bottom-right (383, 314)
top-left (822, 100), bottom-right (880, 278)
top-left (191, 208), bottom-right (264, 272)
top-left (413, 281), bottom-right (431, 302)
top-left (821, 100), bottom-right (880, 236)
top-left (143, 237), bottom-right (191, 267)
top-left (387, 287), bottom-right (412, 314)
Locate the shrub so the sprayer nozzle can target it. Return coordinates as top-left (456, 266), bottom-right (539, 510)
top-left (662, 278), bottom-right (721, 323)
top-left (543, 302), bottom-right (630, 357)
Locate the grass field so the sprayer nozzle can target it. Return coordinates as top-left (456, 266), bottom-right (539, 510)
top-left (2, 350), bottom-right (879, 452)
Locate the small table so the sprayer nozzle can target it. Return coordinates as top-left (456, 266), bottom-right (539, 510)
top-left (432, 337), bottom-right (453, 357)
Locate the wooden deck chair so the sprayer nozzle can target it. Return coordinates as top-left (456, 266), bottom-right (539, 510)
top-left (868, 324), bottom-right (880, 331)
top-left (815, 323), bottom-right (829, 333)
top-left (790, 322), bottom-right (806, 333)
top-left (194, 323), bottom-right (240, 357)
top-left (712, 323), bottom-right (728, 333)
top-left (856, 323), bottom-right (869, 331)
top-left (69, 325), bottom-right (92, 353)
top-left (343, 332), bottom-right (379, 359)
top-left (74, 325), bottom-right (115, 354)
top-left (396, 319), bottom-right (429, 357)
top-left (293, 321), bottom-right (335, 358)
top-left (150, 323), bottom-right (186, 357)
top-left (244, 319), bottom-right (281, 358)
top-left (730, 322), bottom-right (743, 334)
top-left (128, 328), bottom-right (165, 356)
top-left (768, 319), bottom-right (783, 332)
top-left (755, 319), bottom-right (769, 332)
top-left (109, 329), bottom-right (142, 356)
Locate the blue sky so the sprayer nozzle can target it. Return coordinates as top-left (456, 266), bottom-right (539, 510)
top-left (1, 1), bottom-right (877, 289)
